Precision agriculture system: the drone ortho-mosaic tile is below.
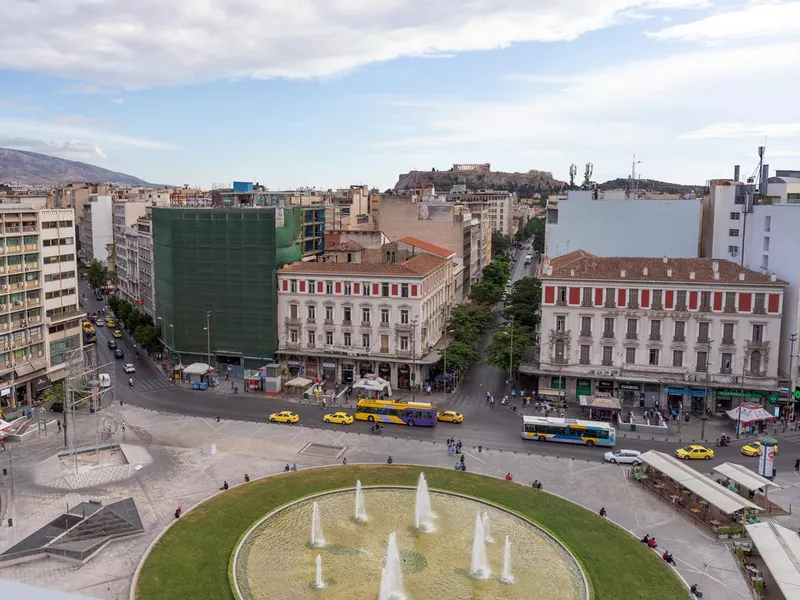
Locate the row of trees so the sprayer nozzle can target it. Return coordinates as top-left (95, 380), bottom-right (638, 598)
top-left (107, 296), bottom-right (163, 354)
top-left (524, 217), bottom-right (545, 254)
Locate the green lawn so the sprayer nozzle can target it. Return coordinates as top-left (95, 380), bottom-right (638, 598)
top-left (135, 465), bottom-right (685, 600)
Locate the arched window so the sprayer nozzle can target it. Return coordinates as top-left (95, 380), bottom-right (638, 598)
top-left (555, 340), bottom-right (565, 361)
top-left (749, 350), bottom-right (762, 374)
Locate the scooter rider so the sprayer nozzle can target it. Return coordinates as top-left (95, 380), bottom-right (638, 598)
top-left (129, 377), bottom-right (133, 386)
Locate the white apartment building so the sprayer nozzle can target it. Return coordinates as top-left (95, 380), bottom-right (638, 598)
top-left (709, 168), bottom-right (800, 395)
top-left (113, 201), bottom-right (148, 306)
top-left (276, 254), bottom-right (453, 389)
top-left (136, 216), bottom-right (155, 318)
top-left (523, 251), bottom-right (786, 413)
top-left (0, 206), bottom-right (82, 409)
top-left (465, 190), bottom-right (514, 237)
top-left (78, 194), bottom-right (113, 266)
top-left (546, 190), bottom-right (702, 259)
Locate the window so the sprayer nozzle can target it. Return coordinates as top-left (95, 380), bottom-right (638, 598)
top-left (362, 334), bottom-right (370, 348)
top-left (650, 320), bottom-right (661, 340)
top-left (308, 280), bottom-right (316, 294)
top-left (49, 334), bottom-right (80, 367)
top-left (721, 352), bottom-right (732, 373)
top-left (580, 345), bottom-right (590, 364)
top-left (602, 346), bottom-right (613, 365)
top-left (765, 215), bottom-right (771, 232)
top-left (400, 309), bottom-right (409, 324)
top-left (763, 237), bottom-right (770, 252)
top-left (729, 229), bottom-right (740, 237)
top-left (325, 281), bottom-right (333, 294)
top-left (762, 254), bottom-right (769, 270)
top-left (362, 282), bottom-right (371, 296)
top-left (380, 308), bottom-right (390, 324)
top-left (696, 350), bottom-right (708, 372)
top-left (626, 347), bottom-right (636, 364)
top-left (556, 315), bottom-right (566, 332)
top-left (343, 306), bottom-right (352, 323)
top-left (676, 290), bottom-right (687, 309)
top-left (722, 322), bottom-right (734, 341)
top-left (554, 340), bottom-right (565, 361)
top-left (730, 212), bottom-right (740, 221)
top-left (700, 291), bottom-right (711, 309)
top-left (752, 324), bottom-right (764, 342)
top-left (343, 282), bottom-right (352, 295)
top-left (343, 332), bottom-right (352, 346)
top-left (401, 284), bottom-right (409, 298)
top-left (754, 293), bottom-right (766, 313)
top-left (750, 350), bottom-right (762, 373)
top-left (581, 316), bottom-right (592, 335)
top-left (289, 329), bottom-right (298, 343)
top-left (290, 279), bottom-right (298, 293)
top-left (325, 331), bottom-right (333, 345)
top-left (307, 305), bottom-right (316, 320)
top-left (674, 320), bottom-right (685, 340)
top-left (400, 336), bottom-right (409, 351)
top-left (557, 286), bottom-right (567, 304)
top-left (361, 308), bottom-right (370, 323)
top-left (648, 348), bottom-right (660, 366)
top-left (728, 245), bottom-right (739, 255)
top-left (626, 318), bottom-right (638, 337)
top-left (724, 292), bottom-right (736, 311)
top-left (603, 317), bottom-right (615, 337)
top-left (290, 304), bottom-right (298, 319)
top-left (628, 289), bottom-right (639, 308)
top-left (672, 349), bottom-right (683, 367)
top-left (325, 306), bottom-right (333, 322)
top-left (308, 331), bottom-right (316, 345)
top-left (698, 321), bottom-right (710, 341)
top-left (44, 270), bottom-right (76, 282)
top-left (605, 287), bottom-right (616, 307)
top-left (582, 287), bottom-right (592, 305)
top-left (652, 289), bottom-right (663, 309)
top-left (382, 283), bottom-right (390, 297)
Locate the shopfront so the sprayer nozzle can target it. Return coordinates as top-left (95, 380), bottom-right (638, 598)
top-left (551, 376), bottom-right (566, 390)
top-left (618, 381), bottom-right (641, 406)
top-left (664, 388), bottom-right (708, 413)
top-left (359, 361), bottom-right (373, 379)
top-left (576, 379), bottom-right (592, 402)
top-left (378, 362), bottom-right (391, 382)
top-left (0, 386), bottom-right (12, 410)
top-left (597, 380), bottom-right (614, 394)
top-left (341, 360), bottom-right (355, 384)
top-left (305, 357), bottom-right (319, 381)
top-left (714, 389), bottom-right (767, 412)
top-left (322, 362), bottom-right (337, 383)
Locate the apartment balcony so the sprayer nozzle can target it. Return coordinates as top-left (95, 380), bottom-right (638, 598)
top-left (306, 317), bottom-right (316, 325)
top-left (604, 301), bottom-right (616, 309)
top-left (673, 335), bottom-right (686, 343)
top-left (342, 320), bottom-right (353, 328)
top-left (696, 336), bottom-right (711, 344)
top-left (23, 244), bottom-right (37, 252)
top-left (5, 228), bottom-right (20, 235)
top-left (578, 329), bottom-right (592, 339)
top-left (651, 303), bottom-right (664, 310)
top-left (322, 318), bottom-right (333, 326)
top-left (745, 369), bottom-right (767, 378)
top-left (675, 304), bottom-right (687, 311)
top-left (360, 321), bottom-right (372, 328)
top-left (552, 357), bottom-right (568, 365)
top-left (22, 226), bottom-right (37, 233)
top-left (396, 349), bottom-right (412, 358)
top-left (720, 368), bottom-right (732, 375)
top-left (721, 337), bottom-right (735, 346)
top-left (396, 323), bottom-right (413, 332)
top-left (307, 343), bottom-right (316, 349)
top-left (25, 280), bottom-right (40, 289)
top-left (601, 359), bottom-right (613, 366)
top-left (601, 331), bottom-right (615, 340)
top-left (753, 306), bottom-right (766, 315)
top-left (378, 321), bottom-right (391, 330)
top-left (6, 265), bottom-right (21, 274)
top-left (23, 262), bottom-right (39, 271)
top-left (579, 357), bottom-right (590, 365)
top-left (550, 329), bottom-right (570, 341)
top-left (695, 365), bottom-right (707, 373)
top-left (648, 334), bottom-right (662, 342)
top-left (746, 340), bottom-right (769, 349)
top-left (580, 300), bottom-right (593, 308)
top-left (285, 341), bottom-right (301, 350)
top-left (724, 305), bottom-right (736, 313)
top-left (625, 332), bottom-right (638, 340)
top-left (379, 346), bottom-right (390, 354)
top-left (285, 316), bottom-right (301, 326)
top-left (28, 315), bottom-right (41, 324)
top-left (699, 304), bottom-right (711, 313)
top-left (6, 246), bottom-right (21, 254)
top-left (627, 302), bottom-right (640, 309)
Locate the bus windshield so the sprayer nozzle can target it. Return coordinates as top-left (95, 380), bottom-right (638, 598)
top-left (355, 399), bottom-right (436, 427)
top-left (521, 416), bottom-right (615, 447)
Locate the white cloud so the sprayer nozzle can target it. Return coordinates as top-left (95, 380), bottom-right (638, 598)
top-left (681, 123), bottom-right (800, 139)
top-left (111, 98), bottom-right (126, 104)
top-left (503, 74), bottom-right (576, 84)
top-left (647, 1), bottom-right (800, 43)
top-left (0, 0), bottom-right (708, 89)
top-left (0, 136), bottom-right (107, 161)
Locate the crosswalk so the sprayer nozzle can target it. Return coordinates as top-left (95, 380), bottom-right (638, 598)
top-left (134, 377), bottom-right (177, 393)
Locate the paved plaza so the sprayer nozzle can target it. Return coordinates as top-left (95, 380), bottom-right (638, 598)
top-left (1, 405), bottom-right (798, 599)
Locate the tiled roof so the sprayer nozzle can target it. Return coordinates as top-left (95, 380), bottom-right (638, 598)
top-left (327, 241), bottom-right (364, 252)
top-left (543, 251), bottom-right (787, 286)
top-left (280, 253), bottom-right (447, 278)
top-left (397, 236), bottom-right (455, 258)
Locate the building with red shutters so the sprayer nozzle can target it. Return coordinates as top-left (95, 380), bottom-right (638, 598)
top-left (276, 253), bottom-right (453, 389)
top-left (522, 250), bottom-right (787, 413)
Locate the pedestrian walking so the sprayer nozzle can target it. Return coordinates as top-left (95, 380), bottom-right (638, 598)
top-left (174, 506), bottom-right (182, 519)
top-left (244, 474), bottom-right (250, 482)
top-left (57, 420), bottom-right (62, 433)
top-left (342, 457), bottom-right (348, 466)
top-left (795, 458), bottom-right (799, 472)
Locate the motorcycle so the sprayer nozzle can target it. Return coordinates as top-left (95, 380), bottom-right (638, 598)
top-left (129, 377), bottom-right (134, 387)
top-left (716, 435), bottom-right (731, 447)
top-left (369, 424), bottom-right (384, 436)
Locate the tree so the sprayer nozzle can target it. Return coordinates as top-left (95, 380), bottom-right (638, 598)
top-left (441, 340), bottom-right (480, 375)
top-left (482, 260), bottom-right (510, 288)
top-left (87, 259), bottom-right (109, 290)
top-left (448, 304), bottom-right (492, 345)
top-left (524, 218), bottom-right (545, 253)
top-left (505, 277), bottom-right (542, 330)
top-left (491, 232), bottom-right (512, 257)
top-left (134, 323), bottom-right (161, 353)
top-left (485, 323), bottom-right (534, 376)
top-left (469, 282), bottom-right (503, 305)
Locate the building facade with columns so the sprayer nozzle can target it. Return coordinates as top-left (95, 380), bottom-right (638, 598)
top-left (521, 250), bottom-right (787, 414)
top-left (276, 254), bottom-right (453, 389)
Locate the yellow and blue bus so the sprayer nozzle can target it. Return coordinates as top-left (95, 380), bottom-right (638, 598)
top-left (521, 415), bottom-right (615, 447)
top-left (355, 399), bottom-right (437, 427)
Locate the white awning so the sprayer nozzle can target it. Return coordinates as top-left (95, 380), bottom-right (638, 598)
top-left (183, 362), bottom-right (210, 375)
top-left (639, 450), bottom-right (762, 514)
top-left (285, 376), bottom-right (312, 387)
top-left (745, 522), bottom-right (800, 599)
top-left (713, 463), bottom-right (782, 492)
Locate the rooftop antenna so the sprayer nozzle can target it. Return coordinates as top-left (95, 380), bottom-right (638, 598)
top-left (569, 164), bottom-right (577, 189)
top-left (627, 154), bottom-right (642, 197)
top-left (582, 162), bottom-right (593, 189)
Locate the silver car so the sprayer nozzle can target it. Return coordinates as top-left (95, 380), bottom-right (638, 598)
top-left (603, 449), bottom-right (642, 465)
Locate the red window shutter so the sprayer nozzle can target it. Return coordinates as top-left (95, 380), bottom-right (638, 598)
top-left (641, 289), bottom-right (650, 308)
top-left (617, 289), bottom-right (626, 307)
top-left (317, 281), bottom-right (324, 293)
top-left (299, 281), bottom-right (306, 293)
top-left (372, 283), bottom-right (379, 296)
top-left (568, 287), bottom-right (580, 305)
top-left (411, 284), bottom-right (418, 297)
top-left (391, 283), bottom-right (398, 296)
top-left (544, 286), bottom-right (555, 304)
top-left (665, 290), bottom-right (674, 309)
top-left (335, 282), bottom-right (342, 294)
top-left (713, 292), bottom-right (722, 311)
top-left (689, 291), bottom-right (698, 310)
top-left (281, 279), bottom-right (288, 292)
top-left (768, 293), bottom-right (780, 313)
top-left (354, 283), bottom-right (361, 295)
top-left (594, 288), bottom-right (603, 306)
top-left (738, 292), bottom-right (751, 312)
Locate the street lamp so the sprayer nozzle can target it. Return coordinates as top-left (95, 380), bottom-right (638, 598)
top-left (411, 317), bottom-right (419, 401)
top-left (789, 333), bottom-right (797, 421)
top-left (508, 316), bottom-right (515, 388)
top-left (203, 310), bottom-right (212, 368)
top-left (169, 324), bottom-right (175, 362)
top-left (701, 350), bottom-right (713, 441)
top-left (737, 348), bottom-right (750, 438)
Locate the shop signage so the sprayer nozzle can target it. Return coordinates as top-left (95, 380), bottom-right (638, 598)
top-left (37, 406), bottom-right (46, 431)
top-left (576, 379), bottom-right (591, 395)
top-left (597, 380), bottom-right (614, 392)
top-left (323, 362), bottom-right (336, 369)
top-left (715, 389), bottom-right (764, 399)
top-left (794, 388), bottom-right (800, 400)
top-left (665, 388), bottom-right (708, 397)
top-left (550, 376), bottom-right (566, 390)
top-left (619, 382), bottom-right (641, 391)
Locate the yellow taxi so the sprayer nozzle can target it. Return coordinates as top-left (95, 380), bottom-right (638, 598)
top-left (437, 410), bottom-right (464, 424)
top-left (675, 445), bottom-right (715, 460)
top-left (106, 319), bottom-right (116, 328)
top-left (741, 440), bottom-right (778, 457)
top-left (112, 329), bottom-right (122, 338)
top-left (269, 410), bottom-right (300, 424)
top-left (323, 411), bottom-right (354, 425)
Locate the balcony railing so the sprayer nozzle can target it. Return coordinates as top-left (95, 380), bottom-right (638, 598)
top-left (604, 301), bottom-right (616, 308)
top-left (675, 304), bottom-right (687, 311)
top-left (601, 359), bottom-right (613, 366)
top-left (579, 329), bottom-right (592, 338)
top-left (360, 321), bottom-right (371, 328)
top-left (699, 304), bottom-right (711, 312)
top-left (651, 303), bottom-right (663, 310)
top-left (673, 335), bottom-right (686, 342)
top-left (627, 302), bottom-right (640, 309)
top-left (721, 337), bottom-right (735, 345)
top-left (552, 357), bottom-right (568, 365)
top-left (285, 316), bottom-right (301, 325)
top-left (602, 330), bottom-right (615, 340)
top-left (747, 340), bottom-right (768, 349)
top-left (697, 336), bottom-right (710, 344)
top-left (720, 368), bottom-right (732, 375)
top-left (649, 334), bottom-right (662, 341)
top-left (724, 304), bottom-right (736, 313)
top-left (342, 320), bottom-right (353, 327)
top-left (625, 332), bottom-right (638, 340)
top-left (323, 319), bottom-right (333, 326)
top-left (753, 305), bottom-right (766, 315)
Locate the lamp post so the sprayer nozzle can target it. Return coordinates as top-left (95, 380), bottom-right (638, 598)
top-left (508, 316), bottom-right (515, 389)
top-left (789, 333), bottom-right (797, 421)
top-left (442, 303), bottom-right (451, 392)
top-left (203, 310), bottom-right (212, 368)
top-left (411, 317), bottom-right (418, 402)
top-left (702, 351), bottom-right (713, 441)
top-left (737, 348), bottom-right (749, 438)
top-left (169, 324), bottom-right (175, 362)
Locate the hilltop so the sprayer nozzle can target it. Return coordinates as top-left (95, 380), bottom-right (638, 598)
top-left (394, 167), bottom-right (565, 197)
top-left (0, 147), bottom-right (157, 186)
top-left (597, 178), bottom-right (704, 195)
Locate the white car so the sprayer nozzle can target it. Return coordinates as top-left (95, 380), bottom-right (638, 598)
top-left (123, 363), bottom-right (136, 373)
top-left (604, 449), bottom-right (643, 465)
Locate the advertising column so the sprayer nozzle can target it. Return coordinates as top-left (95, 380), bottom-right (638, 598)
top-left (757, 437), bottom-right (778, 479)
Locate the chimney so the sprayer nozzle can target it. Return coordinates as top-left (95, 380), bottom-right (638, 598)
top-left (770, 273), bottom-right (777, 282)
top-left (643, 267), bottom-right (648, 276)
top-left (570, 269), bottom-right (575, 276)
top-left (738, 272), bottom-right (745, 281)
top-left (734, 165), bottom-right (740, 182)
top-left (712, 261), bottom-right (719, 272)
top-left (713, 272), bottom-right (720, 280)
top-left (689, 272), bottom-right (696, 280)
top-left (662, 256), bottom-right (668, 264)
top-left (667, 268), bottom-right (673, 277)
top-left (620, 269), bottom-right (626, 278)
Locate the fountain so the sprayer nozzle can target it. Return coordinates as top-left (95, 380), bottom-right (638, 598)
top-left (311, 501), bottom-right (325, 548)
top-left (501, 535), bottom-right (515, 584)
top-left (378, 532), bottom-right (405, 600)
top-left (470, 512), bottom-right (491, 579)
top-left (414, 473), bottom-right (435, 532)
top-left (482, 511), bottom-right (495, 544)
top-left (314, 554), bottom-right (326, 590)
top-left (355, 480), bottom-right (368, 522)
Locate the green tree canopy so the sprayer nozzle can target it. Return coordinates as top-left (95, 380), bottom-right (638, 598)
top-left (441, 340), bottom-right (480, 375)
top-left (524, 218), bottom-right (545, 254)
top-left (505, 276), bottom-right (542, 330)
top-left (448, 304), bottom-right (492, 345)
top-left (87, 259), bottom-right (109, 290)
top-left (491, 232), bottom-right (512, 257)
top-left (482, 257), bottom-right (510, 287)
top-left (485, 322), bottom-right (534, 376)
top-left (469, 282), bottom-right (503, 305)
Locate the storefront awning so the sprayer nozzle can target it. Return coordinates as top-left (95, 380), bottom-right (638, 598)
top-left (726, 404), bottom-right (775, 424)
top-left (14, 362), bottom-right (34, 377)
top-left (31, 375), bottom-right (52, 394)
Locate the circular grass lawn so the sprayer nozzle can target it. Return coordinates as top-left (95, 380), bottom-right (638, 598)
top-left (134, 465), bottom-right (686, 600)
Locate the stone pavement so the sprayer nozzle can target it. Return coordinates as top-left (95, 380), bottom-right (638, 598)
top-left (0, 405), bottom-right (790, 600)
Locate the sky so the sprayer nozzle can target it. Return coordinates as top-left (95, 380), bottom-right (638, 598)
top-left (0, 0), bottom-right (799, 189)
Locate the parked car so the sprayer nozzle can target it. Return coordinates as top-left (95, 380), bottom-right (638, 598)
top-left (603, 449), bottom-right (642, 465)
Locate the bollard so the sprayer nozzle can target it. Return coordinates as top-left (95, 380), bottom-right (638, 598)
top-left (478, 445), bottom-right (482, 452)
top-left (7, 518), bottom-right (11, 527)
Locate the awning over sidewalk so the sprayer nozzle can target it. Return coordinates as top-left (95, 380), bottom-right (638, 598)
top-left (713, 463), bottom-right (782, 492)
top-left (726, 404), bottom-right (775, 424)
top-left (745, 522), bottom-right (800, 599)
top-left (639, 450), bottom-right (762, 514)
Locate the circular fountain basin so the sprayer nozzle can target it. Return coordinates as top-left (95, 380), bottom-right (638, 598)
top-left (233, 487), bottom-right (588, 600)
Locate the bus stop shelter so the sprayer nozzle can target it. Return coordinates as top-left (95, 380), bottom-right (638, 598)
top-left (712, 463), bottom-right (782, 513)
top-left (745, 522), bottom-right (800, 599)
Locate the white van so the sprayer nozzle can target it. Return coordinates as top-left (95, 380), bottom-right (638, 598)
top-left (98, 373), bottom-right (111, 388)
